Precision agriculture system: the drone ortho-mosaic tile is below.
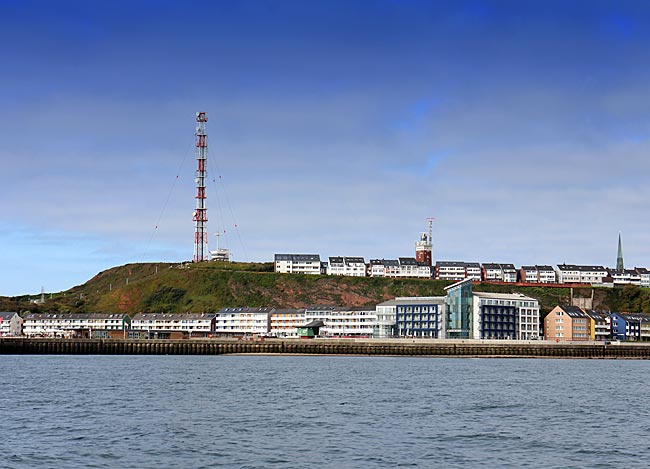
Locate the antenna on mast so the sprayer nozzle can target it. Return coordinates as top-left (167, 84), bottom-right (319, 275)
top-left (193, 112), bottom-right (208, 262)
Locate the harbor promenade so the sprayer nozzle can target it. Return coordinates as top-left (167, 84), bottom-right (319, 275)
top-left (1, 337), bottom-right (650, 358)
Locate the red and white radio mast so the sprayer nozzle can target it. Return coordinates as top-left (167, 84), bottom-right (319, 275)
top-left (193, 112), bottom-right (208, 262)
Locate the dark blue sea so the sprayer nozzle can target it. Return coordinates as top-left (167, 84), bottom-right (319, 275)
top-left (1, 355), bottom-right (649, 468)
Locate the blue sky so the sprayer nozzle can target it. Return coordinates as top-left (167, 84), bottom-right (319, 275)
top-left (2, 0), bottom-right (650, 296)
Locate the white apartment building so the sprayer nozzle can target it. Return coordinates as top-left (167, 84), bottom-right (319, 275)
top-left (435, 261), bottom-right (481, 281)
top-left (520, 266), bottom-right (538, 283)
top-left (556, 264), bottom-right (608, 284)
top-left (482, 263), bottom-right (503, 281)
top-left (214, 307), bottom-right (274, 336)
top-left (502, 264), bottom-right (517, 282)
top-left (609, 269), bottom-right (642, 286)
top-left (384, 259), bottom-right (401, 277)
top-left (398, 257), bottom-right (432, 278)
top-left (23, 313), bottom-right (130, 338)
top-left (369, 259), bottom-right (387, 277)
top-left (538, 266), bottom-right (557, 283)
top-left (636, 268), bottom-right (650, 288)
top-left (472, 292), bottom-right (540, 340)
top-left (0, 312), bottom-right (22, 336)
top-left (131, 313), bottom-right (215, 335)
top-left (304, 306), bottom-right (376, 337)
top-left (328, 256), bottom-right (366, 277)
top-left (270, 308), bottom-right (306, 337)
top-left (482, 263), bottom-right (517, 282)
top-left (375, 299), bottom-right (397, 338)
top-left (274, 254), bottom-right (321, 275)
top-left (520, 265), bottom-right (557, 284)
top-left (327, 308), bottom-right (376, 337)
top-left (465, 263), bottom-right (482, 280)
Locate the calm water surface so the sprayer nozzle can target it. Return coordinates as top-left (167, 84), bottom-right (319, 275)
top-left (1, 355), bottom-right (649, 468)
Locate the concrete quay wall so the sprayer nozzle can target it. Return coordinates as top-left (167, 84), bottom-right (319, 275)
top-left (1, 338), bottom-right (649, 359)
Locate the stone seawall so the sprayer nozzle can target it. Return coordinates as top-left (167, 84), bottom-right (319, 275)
top-left (1, 338), bottom-right (650, 358)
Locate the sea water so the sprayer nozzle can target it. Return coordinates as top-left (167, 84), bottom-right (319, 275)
top-left (1, 355), bottom-right (649, 468)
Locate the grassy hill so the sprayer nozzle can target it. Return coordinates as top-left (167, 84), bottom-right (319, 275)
top-left (4, 262), bottom-right (650, 317)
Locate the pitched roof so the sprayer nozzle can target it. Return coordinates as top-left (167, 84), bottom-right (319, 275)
top-left (556, 305), bottom-right (589, 318)
top-left (557, 264), bottom-right (607, 272)
top-left (216, 307), bottom-right (274, 315)
top-left (345, 257), bottom-right (365, 264)
top-left (436, 261), bottom-right (473, 268)
top-left (132, 312), bottom-right (216, 320)
top-left (25, 313), bottom-right (129, 320)
top-left (274, 254), bottom-right (320, 262)
top-left (399, 257), bottom-right (417, 265)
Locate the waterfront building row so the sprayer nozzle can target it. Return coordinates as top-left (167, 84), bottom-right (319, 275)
top-left (543, 306), bottom-right (650, 342)
top-left (9, 294), bottom-right (647, 342)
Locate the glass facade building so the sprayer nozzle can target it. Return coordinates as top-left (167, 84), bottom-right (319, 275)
top-left (445, 279), bottom-right (473, 338)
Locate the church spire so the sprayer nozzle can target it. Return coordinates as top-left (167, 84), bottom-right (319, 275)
top-left (616, 232), bottom-right (624, 271)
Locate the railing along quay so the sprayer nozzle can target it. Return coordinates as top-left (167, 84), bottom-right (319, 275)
top-left (1, 338), bottom-right (650, 358)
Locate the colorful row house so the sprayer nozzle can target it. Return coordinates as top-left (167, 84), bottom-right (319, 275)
top-left (544, 306), bottom-right (591, 341)
top-left (609, 312), bottom-right (650, 341)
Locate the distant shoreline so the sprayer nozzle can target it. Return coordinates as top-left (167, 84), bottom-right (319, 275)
top-left (1, 337), bottom-right (649, 359)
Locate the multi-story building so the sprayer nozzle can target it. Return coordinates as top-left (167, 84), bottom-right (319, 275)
top-left (0, 312), bottom-right (22, 336)
top-left (608, 269), bottom-right (642, 286)
top-left (444, 278), bottom-right (473, 338)
top-left (214, 307), bottom-right (275, 337)
top-left (520, 265), bottom-right (557, 283)
top-left (394, 297), bottom-right (446, 338)
top-left (274, 254), bottom-right (321, 275)
top-left (472, 292), bottom-right (540, 340)
top-left (501, 264), bottom-right (518, 282)
top-left (465, 263), bottom-right (482, 280)
top-left (375, 299), bottom-right (397, 338)
top-left (583, 310), bottom-right (610, 341)
top-left (609, 312), bottom-right (650, 341)
top-left (435, 261), bottom-right (481, 281)
top-left (398, 257), bottom-right (431, 278)
top-left (327, 308), bottom-right (376, 337)
top-left (369, 259), bottom-right (387, 277)
top-left (520, 266), bottom-right (538, 283)
top-left (556, 264), bottom-right (608, 285)
top-left (131, 313), bottom-right (215, 338)
top-left (270, 308), bottom-right (306, 337)
top-left (481, 263), bottom-right (517, 282)
top-left (328, 257), bottom-right (366, 277)
top-left (544, 306), bottom-right (589, 341)
top-left (304, 305), bottom-right (375, 337)
top-left (639, 314), bottom-right (650, 341)
top-left (636, 268), bottom-right (650, 288)
top-left (610, 312), bottom-right (637, 341)
top-left (23, 313), bottom-right (131, 338)
top-left (538, 265), bottom-right (558, 283)
top-left (385, 259), bottom-right (401, 277)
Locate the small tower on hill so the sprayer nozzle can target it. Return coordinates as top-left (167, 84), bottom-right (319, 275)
top-left (415, 218), bottom-right (434, 266)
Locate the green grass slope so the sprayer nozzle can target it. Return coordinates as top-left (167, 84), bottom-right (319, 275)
top-left (4, 262), bottom-right (650, 317)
